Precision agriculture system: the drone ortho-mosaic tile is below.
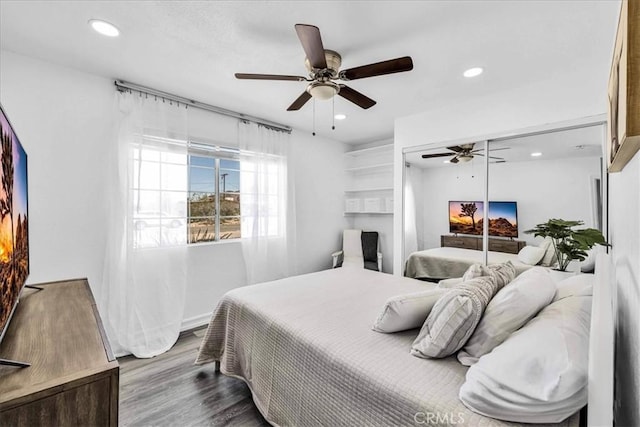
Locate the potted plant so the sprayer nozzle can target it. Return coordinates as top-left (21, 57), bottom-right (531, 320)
top-left (525, 219), bottom-right (608, 271)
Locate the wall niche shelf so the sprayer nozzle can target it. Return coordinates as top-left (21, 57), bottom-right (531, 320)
top-left (344, 211), bottom-right (393, 216)
top-left (344, 143), bottom-right (393, 157)
top-left (343, 142), bottom-right (394, 217)
top-left (344, 162), bottom-right (393, 173)
top-left (344, 187), bottom-right (393, 193)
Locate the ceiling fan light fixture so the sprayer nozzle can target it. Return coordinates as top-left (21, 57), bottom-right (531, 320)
top-left (457, 154), bottom-right (474, 163)
top-left (334, 114), bottom-right (347, 120)
top-left (307, 81), bottom-right (339, 100)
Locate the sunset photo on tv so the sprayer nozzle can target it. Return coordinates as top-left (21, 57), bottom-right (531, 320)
top-left (449, 201), bottom-right (518, 237)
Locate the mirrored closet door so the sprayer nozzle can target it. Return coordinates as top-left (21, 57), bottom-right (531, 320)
top-left (402, 120), bottom-right (606, 281)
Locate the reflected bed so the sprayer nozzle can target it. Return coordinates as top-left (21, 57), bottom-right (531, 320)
top-left (404, 247), bottom-right (533, 281)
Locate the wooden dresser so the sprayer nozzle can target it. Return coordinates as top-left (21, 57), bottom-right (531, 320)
top-left (0, 278), bottom-right (118, 426)
top-left (441, 234), bottom-right (526, 254)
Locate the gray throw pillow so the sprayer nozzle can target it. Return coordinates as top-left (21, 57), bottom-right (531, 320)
top-left (462, 261), bottom-right (516, 289)
top-left (411, 276), bottom-right (499, 359)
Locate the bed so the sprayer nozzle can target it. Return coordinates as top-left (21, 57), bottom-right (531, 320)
top-left (404, 247), bottom-right (534, 280)
top-left (195, 267), bottom-right (580, 427)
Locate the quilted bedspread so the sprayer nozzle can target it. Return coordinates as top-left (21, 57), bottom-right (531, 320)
top-left (405, 247), bottom-right (533, 280)
top-left (195, 267), bottom-right (578, 427)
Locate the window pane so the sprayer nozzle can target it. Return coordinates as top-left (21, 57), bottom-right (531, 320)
top-left (133, 190), bottom-right (161, 213)
top-left (161, 151), bottom-right (187, 165)
top-left (220, 169), bottom-right (240, 192)
top-left (161, 163), bottom-right (187, 191)
top-left (189, 192), bottom-right (216, 217)
top-left (137, 161), bottom-right (161, 190)
top-left (189, 165), bottom-right (215, 193)
top-left (190, 155), bottom-right (215, 168)
top-left (189, 217), bottom-right (216, 243)
top-left (161, 219), bottom-right (187, 246)
top-left (220, 216), bottom-right (241, 239)
top-left (220, 159), bottom-right (240, 170)
top-left (220, 193), bottom-right (240, 216)
top-left (140, 148), bottom-right (160, 162)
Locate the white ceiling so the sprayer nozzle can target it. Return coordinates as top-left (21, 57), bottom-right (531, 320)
top-left (0, 1), bottom-right (620, 144)
top-left (405, 124), bottom-right (604, 168)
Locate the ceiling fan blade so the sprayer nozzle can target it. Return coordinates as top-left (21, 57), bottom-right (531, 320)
top-left (421, 152), bottom-right (455, 159)
top-left (340, 56), bottom-right (413, 81)
top-left (450, 157), bottom-right (459, 164)
top-left (474, 153), bottom-right (506, 161)
top-left (287, 91), bottom-right (312, 111)
top-left (471, 146), bottom-right (511, 154)
top-left (337, 85), bottom-right (376, 109)
top-left (235, 73), bottom-right (307, 81)
top-left (295, 24), bottom-right (327, 69)
top-left (446, 145), bottom-right (465, 153)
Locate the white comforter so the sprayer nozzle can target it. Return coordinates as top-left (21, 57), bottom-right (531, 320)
top-left (195, 267), bottom-right (578, 427)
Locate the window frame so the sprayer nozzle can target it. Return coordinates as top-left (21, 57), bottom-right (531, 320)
top-left (132, 136), bottom-right (244, 248)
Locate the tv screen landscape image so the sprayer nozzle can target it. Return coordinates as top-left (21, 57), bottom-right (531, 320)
top-left (0, 104), bottom-right (29, 344)
top-left (449, 201), bottom-right (518, 238)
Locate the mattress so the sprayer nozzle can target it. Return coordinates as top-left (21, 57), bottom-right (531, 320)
top-left (405, 247), bottom-right (533, 280)
top-left (195, 267), bottom-right (577, 427)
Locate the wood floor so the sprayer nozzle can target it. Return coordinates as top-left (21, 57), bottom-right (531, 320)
top-left (118, 328), bottom-right (269, 426)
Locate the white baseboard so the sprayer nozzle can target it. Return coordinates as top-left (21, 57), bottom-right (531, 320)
top-left (181, 312), bottom-right (212, 332)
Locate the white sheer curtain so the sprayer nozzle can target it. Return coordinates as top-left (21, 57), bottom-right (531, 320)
top-left (404, 164), bottom-right (420, 258)
top-left (100, 92), bottom-right (189, 358)
top-left (238, 121), bottom-right (296, 284)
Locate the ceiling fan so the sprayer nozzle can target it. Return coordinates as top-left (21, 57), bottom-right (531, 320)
top-left (421, 143), bottom-right (508, 164)
top-left (235, 24), bottom-right (414, 111)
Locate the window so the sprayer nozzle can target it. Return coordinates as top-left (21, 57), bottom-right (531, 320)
top-left (132, 138), bottom-right (246, 248)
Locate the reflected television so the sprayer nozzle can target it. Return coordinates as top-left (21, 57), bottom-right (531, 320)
top-left (448, 201), bottom-right (518, 238)
top-left (0, 104), bottom-right (29, 346)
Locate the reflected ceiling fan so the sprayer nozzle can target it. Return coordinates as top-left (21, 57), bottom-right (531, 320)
top-left (235, 24), bottom-right (414, 111)
top-left (421, 143), bottom-right (508, 164)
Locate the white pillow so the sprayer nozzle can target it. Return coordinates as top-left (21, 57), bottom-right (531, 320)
top-left (553, 273), bottom-right (594, 302)
top-left (539, 237), bottom-right (558, 267)
top-left (517, 245), bottom-right (546, 265)
top-left (411, 276), bottom-right (499, 359)
top-left (372, 288), bottom-right (447, 333)
top-left (461, 261), bottom-right (516, 289)
top-left (458, 267), bottom-right (556, 366)
top-left (437, 277), bottom-right (463, 289)
top-left (459, 295), bottom-right (591, 423)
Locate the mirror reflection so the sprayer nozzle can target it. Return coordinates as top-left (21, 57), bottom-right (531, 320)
top-left (403, 124), bottom-right (604, 282)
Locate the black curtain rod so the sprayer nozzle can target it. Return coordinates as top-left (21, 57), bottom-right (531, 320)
top-left (114, 80), bottom-right (292, 134)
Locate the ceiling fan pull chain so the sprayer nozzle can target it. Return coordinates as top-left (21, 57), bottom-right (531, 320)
top-left (332, 97), bottom-right (335, 130)
top-left (312, 98), bottom-right (316, 136)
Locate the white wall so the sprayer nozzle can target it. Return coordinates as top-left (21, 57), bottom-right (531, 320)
top-left (291, 130), bottom-right (349, 274)
top-left (393, 68), bottom-right (609, 273)
top-left (0, 50), bottom-right (347, 331)
top-left (417, 156), bottom-right (600, 250)
top-left (608, 152), bottom-right (640, 427)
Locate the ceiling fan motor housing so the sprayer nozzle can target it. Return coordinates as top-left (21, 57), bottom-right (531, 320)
top-left (305, 49), bottom-right (342, 79)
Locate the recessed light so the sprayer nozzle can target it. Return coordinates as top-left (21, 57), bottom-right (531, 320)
top-left (89, 19), bottom-right (120, 37)
top-left (463, 67), bottom-right (483, 78)
top-left (334, 114), bottom-right (347, 120)
top-left (531, 152), bottom-right (542, 157)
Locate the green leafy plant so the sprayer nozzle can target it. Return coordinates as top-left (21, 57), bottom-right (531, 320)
top-left (525, 219), bottom-right (608, 271)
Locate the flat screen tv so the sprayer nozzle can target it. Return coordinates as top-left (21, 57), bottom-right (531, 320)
top-left (0, 104), bottom-right (29, 348)
top-left (449, 201), bottom-right (518, 238)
